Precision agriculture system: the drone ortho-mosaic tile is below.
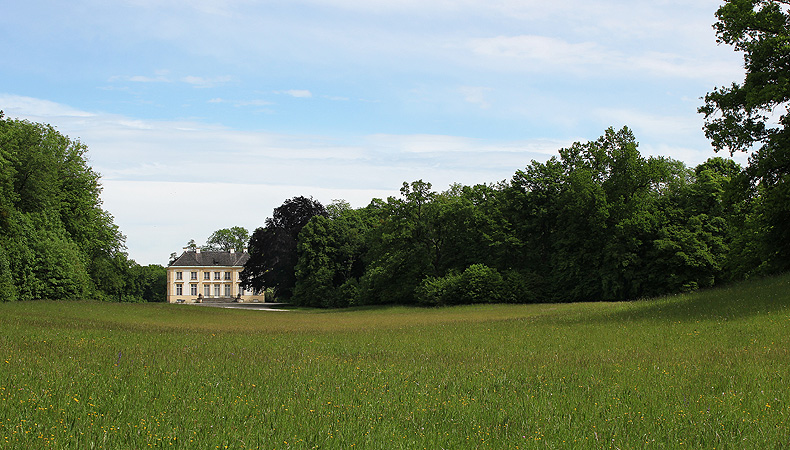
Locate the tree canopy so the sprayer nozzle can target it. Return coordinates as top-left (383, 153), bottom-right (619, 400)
top-left (0, 113), bottom-right (166, 302)
top-left (699, 0), bottom-right (790, 272)
top-left (258, 126), bottom-right (763, 307)
top-left (203, 226), bottom-right (250, 253)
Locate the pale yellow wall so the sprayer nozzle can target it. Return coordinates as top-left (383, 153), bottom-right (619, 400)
top-left (166, 266), bottom-right (264, 304)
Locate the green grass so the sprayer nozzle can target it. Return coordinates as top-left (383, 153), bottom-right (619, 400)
top-left (1, 274), bottom-right (789, 449)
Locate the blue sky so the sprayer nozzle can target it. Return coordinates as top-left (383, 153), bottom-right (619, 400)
top-left (1, 0), bottom-right (746, 265)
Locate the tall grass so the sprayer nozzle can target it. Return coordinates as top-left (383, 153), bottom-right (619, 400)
top-left (1, 274), bottom-right (788, 449)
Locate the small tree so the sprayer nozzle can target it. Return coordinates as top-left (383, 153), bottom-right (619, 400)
top-left (203, 226), bottom-right (250, 252)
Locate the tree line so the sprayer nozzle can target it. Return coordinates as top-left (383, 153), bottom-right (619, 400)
top-left (0, 111), bottom-right (776, 305)
top-left (0, 112), bottom-right (166, 302)
top-left (240, 126), bottom-right (780, 307)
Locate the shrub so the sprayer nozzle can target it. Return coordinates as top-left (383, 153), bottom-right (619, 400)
top-left (417, 264), bottom-right (507, 306)
top-left (460, 264), bottom-right (505, 304)
top-left (416, 272), bottom-right (462, 306)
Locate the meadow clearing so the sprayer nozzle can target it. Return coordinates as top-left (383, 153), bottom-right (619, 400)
top-left (1, 274), bottom-right (789, 449)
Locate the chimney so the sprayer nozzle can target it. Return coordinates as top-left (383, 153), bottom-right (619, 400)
top-left (196, 248), bottom-right (201, 254)
top-left (230, 248), bottom-right (235, 254)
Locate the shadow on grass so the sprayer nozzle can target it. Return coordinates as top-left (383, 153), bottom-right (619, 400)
top-left (278, 304), bottom-right (404, 313)
top-left (205, 274), bottom-right (790, 327)
top-left (558, 272), bottom-right (790, 325)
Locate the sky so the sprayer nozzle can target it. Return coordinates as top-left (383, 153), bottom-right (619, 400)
top-left (1, 0), bottom-right (747, 265)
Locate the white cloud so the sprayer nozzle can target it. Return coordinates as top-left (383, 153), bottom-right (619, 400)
top-left (364, 133), bottom-right (562, 157)
top-left (294, 0), bottom-right (564, 17)
top-left (458, 86), bottom-right (492, 109)
top-left (236, 99), bottom-right (275, 107)
top-left (127, 74), bottom-right (170, 83)
top-left (594, 108), bottom-right (700, 139)
top-left (629, 51), bottom-right (744, 81)
top-left (109, 69), bottom-right (172, 83)
top-left (466, 34), bottom-right (743, 82)
top-left (207, 98), bottom-right (274, 107)
top-left (469, 35), bottom-right (611, 69)
top-left (181, 75), bottom-right (233, 88)
top-left (107, 73), bottom-right (232, 88)
top-left (0, 94), bottom-right (95, 118)
top-left (278, 90), bottom-right (313, 98)
top-left (367, 134), bottom-right (478, 154)
top-left (322, 94), bottom-right (350, 101)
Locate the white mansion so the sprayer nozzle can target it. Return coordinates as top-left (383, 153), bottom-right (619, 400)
top-left (166, 248), bottom-right (263, 304)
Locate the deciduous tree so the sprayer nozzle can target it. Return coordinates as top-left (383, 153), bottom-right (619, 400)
top-left (293, 201), bottom-right (373, 307)
top-left (0, 113), bottom-right (128, 301)
top-left (203, 226), bottom-right (249, 252)
top-left (241, 196), bottom-right (326, 300)
top-left (699, 0), bottom-right (790, 272)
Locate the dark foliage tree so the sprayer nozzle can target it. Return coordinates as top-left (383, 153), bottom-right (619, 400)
top-left (241, 196), bottom-right (327, 300)
top-left (699, 0), bottom-right (790, 272)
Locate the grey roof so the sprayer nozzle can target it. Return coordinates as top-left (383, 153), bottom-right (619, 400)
top-left (170, 251), bottom-right (250, 267)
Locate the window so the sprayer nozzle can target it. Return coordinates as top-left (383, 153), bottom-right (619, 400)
top-left (176, 272), bottom-right (183, 280)
top-left (224, 272), bottom-right (231, 280)
top-left (176, 284), bottom-right (183, 295)
top-left (214, 272), bottom-right (221, 280)
top-left (190, 271), bottom-right (197, 280)
top-left (214, 285), bottom-right (221, 297)
top-left (224, 284), bottom-right (231, 297)
top-left (203, 272), bottom-right (210, 280)
top-left (190, 284), bottom-right (198, 296)
top-left (204, 285), bottom-right (211, 297)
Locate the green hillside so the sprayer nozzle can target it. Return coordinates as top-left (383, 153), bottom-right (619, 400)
top-left (1, 274), bottom-right (788, 448)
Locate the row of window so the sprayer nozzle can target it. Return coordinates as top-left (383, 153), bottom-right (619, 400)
top-left (175, 271), bottom-right (234, 281)
top-left (174, 283), bottom-right (246, 297)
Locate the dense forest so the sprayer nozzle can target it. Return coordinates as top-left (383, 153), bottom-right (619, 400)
top-left (0, 112), bottom-right (165, 302)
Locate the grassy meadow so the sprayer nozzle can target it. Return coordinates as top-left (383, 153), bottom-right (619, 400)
top-left (1, 274), bottom-right (789, 449)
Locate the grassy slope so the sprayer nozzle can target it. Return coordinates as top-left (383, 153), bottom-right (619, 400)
top-left (1, 274), bottom-right (788, 449)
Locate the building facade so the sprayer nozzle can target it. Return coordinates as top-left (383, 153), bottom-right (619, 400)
top-left (166, 248), bottom-right (263, 303)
